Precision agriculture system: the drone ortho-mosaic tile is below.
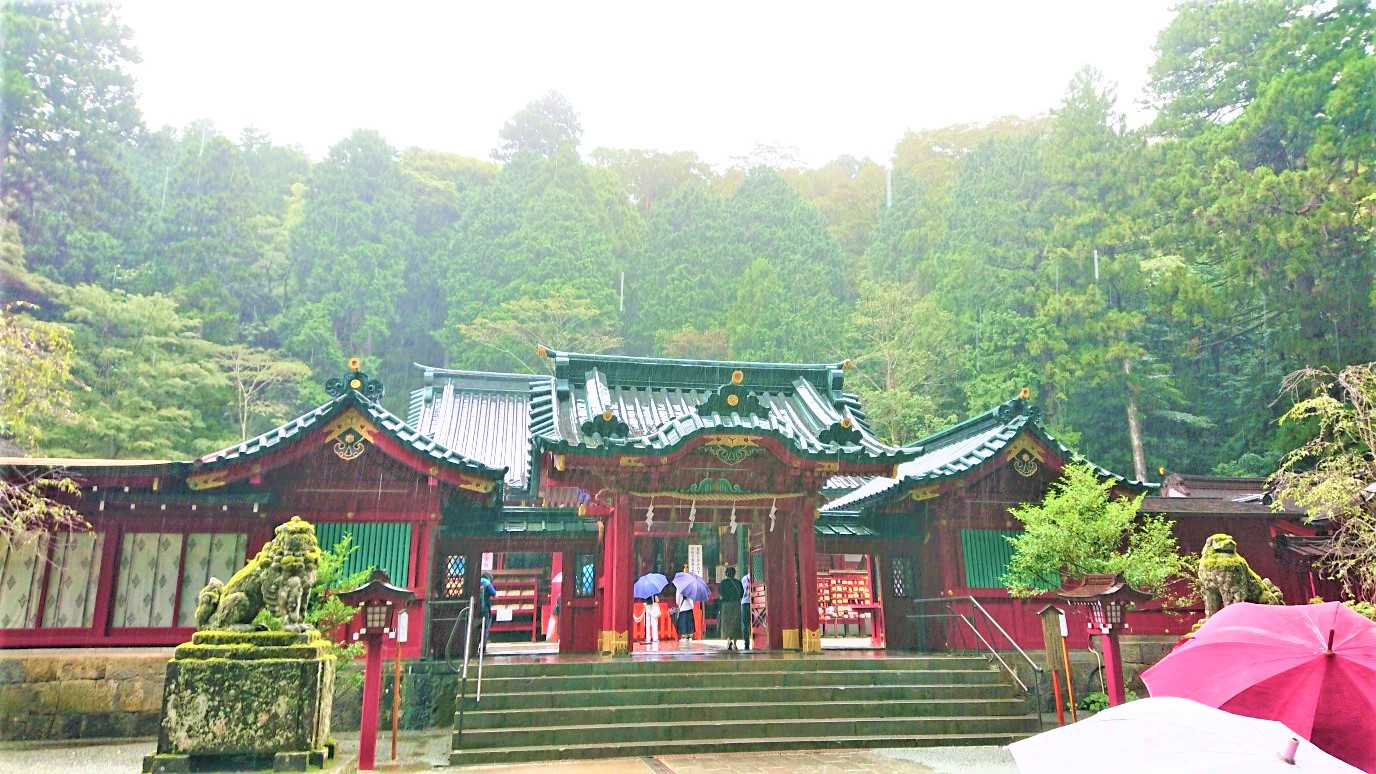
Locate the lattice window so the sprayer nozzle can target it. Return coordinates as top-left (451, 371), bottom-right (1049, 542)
top-left (751, 553), bottom-right (765, 584)
top-left (442, 554), bottom-right (466, 598)
top-left (574, 553), bottom-right (595, 597)
top-left (891, 556), bottom-right (914, 598)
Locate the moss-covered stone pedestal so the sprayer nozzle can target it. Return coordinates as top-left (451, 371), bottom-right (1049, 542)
top-left (141, 630), bottom-right (336, 773)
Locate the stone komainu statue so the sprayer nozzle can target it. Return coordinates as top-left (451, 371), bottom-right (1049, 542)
top-left (1198, 532), bottom-right (1284, 617)
top-left (194, 516), bottom-right (322, 632)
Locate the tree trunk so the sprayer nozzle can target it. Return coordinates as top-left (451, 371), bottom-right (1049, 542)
top-left (1123, 359), bottom-right (1147, 482)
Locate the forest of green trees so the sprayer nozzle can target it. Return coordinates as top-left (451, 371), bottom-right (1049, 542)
top-left (1, 1), bottom-right (1372, 483)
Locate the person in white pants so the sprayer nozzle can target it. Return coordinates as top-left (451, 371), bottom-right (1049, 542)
top-left (644, 594), bottom-right (661, 646)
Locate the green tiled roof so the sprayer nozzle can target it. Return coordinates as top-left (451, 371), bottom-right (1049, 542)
top-left (409, 365), bottom-right (549, 495)
top-left (821, 397), bottom-right (1155, 512)
top-left (197, 385), bottom-right (505, 482)
top-left (445, 507), bottom-right (597, 536)
top-left (814, 512), bottom-right (877, 537)
top-left (531, 350), bottom-right (913, 465)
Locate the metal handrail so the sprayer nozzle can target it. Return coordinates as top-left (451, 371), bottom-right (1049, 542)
top-left (453, 596), bottom-right (477, 744)
top-left (907, 595), bottom-right (1046, 730)
top-left (951, 612), bottom-right (1028, 691)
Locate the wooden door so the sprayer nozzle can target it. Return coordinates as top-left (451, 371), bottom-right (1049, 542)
top-left (561, 549), bottom-right (599, 652)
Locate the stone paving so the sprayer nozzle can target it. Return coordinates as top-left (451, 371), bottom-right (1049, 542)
top-left (0, 731), bottom-right (1019, 773)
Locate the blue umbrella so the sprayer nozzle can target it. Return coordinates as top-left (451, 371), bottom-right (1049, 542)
top-left (633, 573), bottom-right (669, 599)
top-left (672, 571), bottom-right (710, 602)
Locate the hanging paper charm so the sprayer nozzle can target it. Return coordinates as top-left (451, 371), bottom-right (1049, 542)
top-left (768, 498), bottom-right (777, 533)
top-left (729, 505), bottom-right (738, 535)
top-left (688, 501), bottom-right (697, 527)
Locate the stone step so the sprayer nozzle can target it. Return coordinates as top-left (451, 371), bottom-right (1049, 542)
top-left (476, 655), bottom-right (993, 678)
top-left (460, 697), bottom-right (1032, 729)
top-left (473, 667), bottom-right (1009, 693)
top-left (448, 730), bottom-right (1035, 766)
top-left (461, 682), bottom-right (1020, 711)
top-left (455, 714), bottom-right (1038, 749)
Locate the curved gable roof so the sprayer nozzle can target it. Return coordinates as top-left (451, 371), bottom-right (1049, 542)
top-left (822, 397), bottom-right (1154, 512)
top-left (531, 349), bottom-right (912, 465)
top-left (195, 375), bottom-right (505, 490)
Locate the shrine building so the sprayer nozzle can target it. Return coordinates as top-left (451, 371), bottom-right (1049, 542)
top-left (0, 351), bottom-right (1337, 656)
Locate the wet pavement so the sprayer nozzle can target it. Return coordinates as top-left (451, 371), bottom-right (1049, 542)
top-left (0, 732), bottom-right (1018, 773)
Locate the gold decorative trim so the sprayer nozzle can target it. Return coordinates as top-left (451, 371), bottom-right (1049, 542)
top-left (782, 628), bottom-right (801, 651)
top-left (627, 490), bottom-right (807, 503)
top-left (802, 627), bottom-right (822, 653)
top-left (816, 461), bottom-right (840, 473)
top-left (456, 473), bottom-right (496, 494)
top-left (1006, 433), bottom-right (1045, 477)
top-left (618, 456), bottom-right (647, 467)
top-left (910, 485), bottom-right (940, 502)
top-left (187, 471), bottom-right (227, 491)
top-left (701, 435), bottom-right (760, 448)
top-left (598, 629), bottom-right (630, 656)
top-left (324, 407), bottom-right (377, 462)
top-left (322, 407), bottom-right (377, 445)
top-left (1005, 433), bottom-right (1044, 462)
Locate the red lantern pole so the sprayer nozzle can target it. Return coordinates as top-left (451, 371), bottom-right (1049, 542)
top-left (1101, 627), bottom-right (1128, 707)
top-left (338, 571), bottom-right (415, 772)
top-left (358, 627), bottom-right (384, 770)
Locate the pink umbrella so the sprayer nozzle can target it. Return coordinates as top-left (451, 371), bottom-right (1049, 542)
top-left (1142, 602), bottom-right (1376, 773)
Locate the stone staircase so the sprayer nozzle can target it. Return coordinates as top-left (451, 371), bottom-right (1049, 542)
top-left (450, 653), bottom-right (1038, 764)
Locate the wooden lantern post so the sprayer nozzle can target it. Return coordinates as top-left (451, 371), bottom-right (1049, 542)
top-left (1036, 605), bottom-right (1071, 725)
top-left (1057, 574), bottom-right (1150, 708)
top-left (338, 570), bottom-right (416, 771)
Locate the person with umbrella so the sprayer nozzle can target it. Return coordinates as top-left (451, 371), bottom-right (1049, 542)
top-left (716, 567), bottom-right (745, 651)
top-left (675, 584), bottom-right (695, 645)
top-left (672, 569), bottom-right (710, 646)
top-left (633, 572), bottom-right (669, 647)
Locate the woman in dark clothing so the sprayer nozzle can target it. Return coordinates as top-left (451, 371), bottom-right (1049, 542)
top-left (674, 586), bottom-right (695, 643)
top-left (717, 567), bottom-right (745, 650)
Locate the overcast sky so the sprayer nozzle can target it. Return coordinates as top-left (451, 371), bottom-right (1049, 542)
top-left (119, 1), bottom-right (1177, 168)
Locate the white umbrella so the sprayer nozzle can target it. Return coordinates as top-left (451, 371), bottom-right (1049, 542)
top-left (1008, 697), bottom-right (1361, 773)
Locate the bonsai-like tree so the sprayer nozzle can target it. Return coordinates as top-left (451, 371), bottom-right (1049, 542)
top-left (1002, 464), bottom-right (1192, 599)
top-left (1272, 363), bottom-right (1376, 601)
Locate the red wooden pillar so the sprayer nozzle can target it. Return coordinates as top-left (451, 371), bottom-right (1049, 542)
top-left (545, 552), bottom-right (563, 641)
top-left (600, 496), bottom-right (632, 655)
top-left (764, 517), bottom-right (800, 650)
top-left (794, 508), bottom-right (822, 654)
top-left (598, 519), bottom-right (615, 646)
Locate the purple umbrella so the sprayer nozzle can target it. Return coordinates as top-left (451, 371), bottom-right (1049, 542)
top-left (633, 573), bottom-right (669, 599)
top-left (672, 571), bottom-right (710, 602)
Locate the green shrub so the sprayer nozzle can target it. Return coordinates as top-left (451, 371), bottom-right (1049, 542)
top-left (254, 533), bottom-right (372, 687)
top-left (1074, 689), bottom-right (1139, 713)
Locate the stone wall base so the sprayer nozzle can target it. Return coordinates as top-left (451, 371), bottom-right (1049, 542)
top-left (0, 648), bottom-right (169, 741)
top-left (0, 647), bottom-right (458, 741)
